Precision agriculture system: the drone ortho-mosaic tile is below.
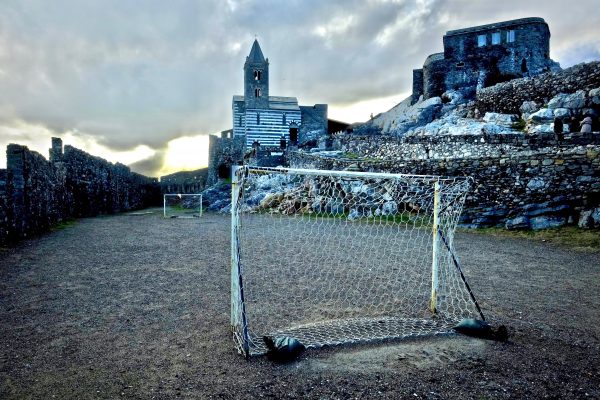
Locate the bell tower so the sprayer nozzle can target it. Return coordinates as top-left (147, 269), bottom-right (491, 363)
top-left (244, 39), bottom-right (269, 109)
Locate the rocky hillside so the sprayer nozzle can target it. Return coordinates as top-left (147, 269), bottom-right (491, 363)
top-left (363, 61), bottom-right (599, 139)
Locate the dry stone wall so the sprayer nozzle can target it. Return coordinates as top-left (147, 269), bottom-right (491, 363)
top-left (288, 142), bottom-right (600, 230)
top-left (0, 138), bottom-right (160, 245)
top-left (160, 168), bottom-right (208, 195)
top-left (476, 61), bottom-right (600, 115)
top-left (339, 132), bottom-right (600, 160)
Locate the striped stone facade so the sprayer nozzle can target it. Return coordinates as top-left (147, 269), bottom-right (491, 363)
top-left (233, 96), bottom-right (302, 147)
top-left (232, 40), bottom-right (326, 149)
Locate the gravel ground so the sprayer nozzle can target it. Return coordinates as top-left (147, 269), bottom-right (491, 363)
top-left (1, 210), bottom-right (599, 399)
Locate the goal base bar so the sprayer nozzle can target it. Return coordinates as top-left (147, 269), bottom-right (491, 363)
top-left (238, 316), bottom-right (458, 356)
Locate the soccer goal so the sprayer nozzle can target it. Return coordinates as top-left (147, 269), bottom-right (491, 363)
top-left (231, 166), bottom-right (484, 357)
top-left (163, 194), bottom-right (203, 218)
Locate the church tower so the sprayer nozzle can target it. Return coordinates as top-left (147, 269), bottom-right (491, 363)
top-left (244, 39), bottom-right (269, 109)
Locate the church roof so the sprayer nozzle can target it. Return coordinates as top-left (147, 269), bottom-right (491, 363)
top-left (232, 95), bottom-right (299, 110)
top-left (269, 96), bottom-right (299, 111)
top-left (247, 39), bottom-right (266, 63)
top-left (445, 17), bottom-right (546, 37)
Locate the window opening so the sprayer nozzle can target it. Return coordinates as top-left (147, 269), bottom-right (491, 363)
top-left (254, 70), bottom-right (261, 81)
top-left (506, 30), bottom-right (515, 43)
top-left (255, 88), bottom-right (261, 97)
top-left (477, 34), bottom-right (487, 47)
top-left (492, 32), bottom-right (501, 45)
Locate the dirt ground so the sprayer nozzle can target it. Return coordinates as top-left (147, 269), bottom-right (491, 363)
top-left (0, 210), bottom-right (599, 399)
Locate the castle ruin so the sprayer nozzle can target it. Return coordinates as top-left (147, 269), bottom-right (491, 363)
top-left (412, 17), bottom-right (560, 103)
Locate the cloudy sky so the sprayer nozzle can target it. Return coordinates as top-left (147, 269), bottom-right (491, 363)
top-left (1, 0), bottom-right (599, 176)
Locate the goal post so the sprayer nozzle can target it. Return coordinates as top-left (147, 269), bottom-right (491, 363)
top-left (231, 166), bottom-right (483, 357)
top-left (163, 194), bottom-right (203, 218)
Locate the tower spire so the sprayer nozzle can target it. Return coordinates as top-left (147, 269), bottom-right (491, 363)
top-left (244, 38), bottom-right (269, 109)
top-left (247, 39), bottom-right (265, 63)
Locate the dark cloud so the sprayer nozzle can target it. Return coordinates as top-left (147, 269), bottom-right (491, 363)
top-left (0, 0), bottom-right (598, 167)
top-left (128, 151), bottom-right (166, 177)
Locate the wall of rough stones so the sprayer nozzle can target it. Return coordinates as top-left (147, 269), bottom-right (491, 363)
top-left (160, 168), bottom-right (208, 194)
top-left (299, 104), bottom-right (328, 144)
top-left (338, 132), bottom-right (600, 160)
top-left (477, 61), bottom-right (600, 114)
top-left (0, 138), bottom-right (160, 245)
top-left (288, 141), bottom-right (600, 229)
top-left (206, 134), bottom-right (246, 186)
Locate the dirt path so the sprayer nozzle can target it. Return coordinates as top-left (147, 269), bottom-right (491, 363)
top-left (1, 210), bottom-right (599, 399)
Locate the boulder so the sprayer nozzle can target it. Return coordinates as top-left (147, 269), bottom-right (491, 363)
top-left (589, 88), bottom-right (600, 105)
top-left (505, 216), bottom-right (530, 230)
top-left (593, 208), bottom-right (600, 226)
top-left (547, 90), bottom-right (586, 109)
top-left (441, 90), bottom-right (464, 105)
top-left (382, 201), bottom-right (398, 216)
top-left (528, 108), bottom-right (554, 123)
top-left (530, 216), bottom-right (566, 230)
top-left (483, 112), bottom-right (518, 128)
top-left (578, 210), bottom-right (593, 228)
top-left (520, 101), bottom-right (541, 119)
top-left (581, 207), bottom-right (600, 228)
top-left (527, 123), bottom-right (554, 134)
top-left (553, 108), bottom-right (571, 119)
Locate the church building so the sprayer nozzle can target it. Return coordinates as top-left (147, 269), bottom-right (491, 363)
top-left (232, 40), bottom-right (328, 148)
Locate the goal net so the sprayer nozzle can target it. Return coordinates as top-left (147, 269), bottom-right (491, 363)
top-left (231, 166), bottom-right (484, 357)
top-left (163, 194), bottom-right (203, 218)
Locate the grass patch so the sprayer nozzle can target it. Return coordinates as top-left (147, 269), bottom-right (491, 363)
top-left (51, 219), bottom-right (78, 231)
top-left (461, 226), bottom-right (600, 252)
top-left (511, 118), bottom-right (526, 131)
top-left (255, 209), bottom-right (432, 227)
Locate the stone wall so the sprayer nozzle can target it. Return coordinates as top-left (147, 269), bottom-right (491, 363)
top-left (477, 61), bottom-right (600, 114)
top-left (160, 168), bottom-right (208, 194)
top-left (299, 104), bottom-right (328, 145)
top-left (339, 132), bottom-right (600, 160)
top-left (288, 142), bottom-right (600, 230)
top-left (411, 69), bottom-right (424, 104)
top-left (0, 138), bottom-right (160, 245)
top-left (206, 134), bottom-right (246, 186)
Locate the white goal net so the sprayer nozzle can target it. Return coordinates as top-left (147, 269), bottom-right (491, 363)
top-left (163, 194), bottom-right (203, 218)
top-left (231, 166), bottom-right (484, 357)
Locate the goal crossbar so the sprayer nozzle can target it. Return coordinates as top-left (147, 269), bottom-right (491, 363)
top-left (242, 165), bottom-right (464, 182)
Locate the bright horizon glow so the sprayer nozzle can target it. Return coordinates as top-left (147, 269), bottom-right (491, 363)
top-left (158, 135), bottom-right (210, 177)
top-left (328, 92), bottom-right (410, 124)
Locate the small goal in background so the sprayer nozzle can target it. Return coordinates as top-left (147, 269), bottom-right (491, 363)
top-left (230, 166), bottom-right (484, 357)
top-left (163, 194), bottom-right (203, 218)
